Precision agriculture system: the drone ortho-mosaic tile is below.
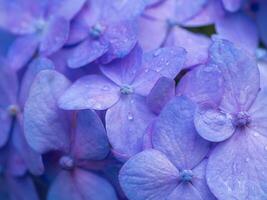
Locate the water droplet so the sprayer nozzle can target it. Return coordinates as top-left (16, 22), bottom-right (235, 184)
top-left (166, 61), bottom-right (169, 66)
top-left (245, 157), bottom-right (250, 162)
top-left (127, 113), bottom-right (134, 121)
top-left (153, 49), bottom-right (161, 57)
top-left (253, 132), bottom-right (259, 137)
top-left (156, 68), bottom-right (161, 72)
top-left (144, 69), bottom-right (149, 73)
top-left (102, 85), bottom-right (110, 91)
top-left (264, 146), bottom-right (267, 151)
top-left (95, 103), bottom-right (102, 110)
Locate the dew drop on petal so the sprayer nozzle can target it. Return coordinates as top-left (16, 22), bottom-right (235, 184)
top-left (127, 112), bottom-right (134, 121)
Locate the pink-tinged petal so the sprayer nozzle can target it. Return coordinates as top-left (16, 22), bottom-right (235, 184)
top-left (194, 105), bottom-right (235, 142)
top-left (106, 95), bottom-right (155, 159)
top-left (192, 160), bottom-right (216, 200)
top-left (58, 75), bottom-right (120, 110)
top-left (100, 45), bottom-right (143, 85)
top-left (206, 129), bottom-right (267, 200)
top-left (6, 175), bottom-right (39, 200)
top-left (24, 70), bottom-right (71, 154)
top-left (177, 64), bottom-right (224, 105)
top-left (153, 96), bottom-right (210, 169)
top-left (39, 16), bottom-right (70, 55)
top-left (48, 169), bottom-right (117, 200)
top-left (215, 12), bottom-right (259, 53)
top-left (222, 0), bottom-right (243, 12)
top-left (132, 69), bottom-right (161, 96)
top-left (249, 88), bottom-right (267, 137)
top-left (19, 57), bottom-right (55, 106)
top-left (67, 39), bottom-right (109, 68)
top-left (167, 184), bottom-right (203, 200)
top-left (7, 35), bottom-right (39, 71)
top-left (101, 20), bottom-right (138, 63)
top-left (183, 0), bottom-right (225, 26)
top-left (209, 38), bottom-right (260, 112)
top-left (142, 47), bottom-right (186, 78)
top-left (165, 27), bottom-right (211, 67)
top-left (147, 77), bottom-right (175, 114)
top-left (119, 149), bottom-right (180, 200)
top-left (72, 110), bottom-right (109, 160)
top-left (175, 0), bottom-right (208, 23)
top-left (138, 17), bottom-right (167, 52)
top-left (0, 0), bottom-right (41, 34)
top-left (257, 2), bottom-right (267, 46)
top-left (12, 120), bottom-right (44, 176)
top-left (47, 0), bottom-right (86, 20)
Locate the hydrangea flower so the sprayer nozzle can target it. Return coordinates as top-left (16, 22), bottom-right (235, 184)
top-left (192, 38), bottom-right (267, 199)
top-left (67, 0), bottom-right (145, 68)
top-left (0, 0), bottom-right (86, 70)
top-left (119, 96), bottom-right (215, 200)
top-left (24, 69), bottom-right (117, 200)
top-left (58, 45), bottom-right (186, 160)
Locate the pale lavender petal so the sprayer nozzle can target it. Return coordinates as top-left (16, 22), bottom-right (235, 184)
top-left (209, 38), bottom-right (260, 112)
top-left (24, 70), bottom-right (71, 153)
top-left (147, 77), bottom-right (175, 114)
top-left (167, 184), bottom-right (203, 200)
top-left (72, 110), bottom-right (109, 160)
top-left (142, 47), bottom-right (186, 78)
top-left (119, 149), bottom-right (180, 200)
top-left (215, 12), bottom-right (259, 53)
top-left (67, 39), bottom-right (109, 68)
top-left (222, 0), bottom-right (243, 12)
top-left (58, 75), bottom-right (120, 110)
top-left (106, 95), bottom-right (155, 159)
top-left (207, 129), bottom-right (267, 200)
top-left (7, 35), bottom-right (39, 71)
top-left (153, 96), bottom-right (210, 169)
top-left (39, 16), bottom-right (70, 55)
top-left (165, 27), bottom-right (211, 67)
top-left (194, 105), bottom-right (235, 142)
top-left (177, 64), bottom-right (224, 105)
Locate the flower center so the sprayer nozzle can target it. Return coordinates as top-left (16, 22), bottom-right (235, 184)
top-left (7, 104), bottom-right (20, 116)
top-left (232, 112), bottom-right (251, 128)
top-left (35, 19), bottom-right (46, 33)
top-left (120, 85), bottom-right (134, 95)
top-left (59, 155), bottom-right (75, 170)
top-left (179, 170), bottom-right (193, 182)
top-left (89, 23), bottom-right (105, 39)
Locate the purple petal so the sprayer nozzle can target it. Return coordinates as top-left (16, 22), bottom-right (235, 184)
top-left (175, 0), bottom-right (208, 23)
top-left (153, 96), bottom-right (210, 169)
top-left (72, 110), bottom-right (109, 160)
top-left (6, 175), bottom-right (39, 200)
top-left (142, 47), bottom-right (186, 78)
top-left (257, 2), bottom-right (267, 46)
top-left (119, 149), bottom-right (179, 200)
top-left (48, 169), bottom-right (117, 200)
top-left (39, 16), bottom-right (70, 55)
top-left (67, 39), bottom-right (109, 68)
top-left (177, 64), bottom-right (224, 105)
top-left (131, 69), bottom-right (161, 96)
top-left (215, 12), bottom-right (259, 53)
top-left (194, 105), bottom-right (235, 142)
top-left (138, 18), bottom-right (167, 52)
top-left (106, 95), bottom-right (155, 159)
top-left (7, 35), bottom-right (39, 71)
top-left (46, 0), bottom-right (86, 20)
top-left (183, 0), bottom-right (225, 26)
top-left (12, 120), bottom-right (44, 176)
top-left (147, 77), bottom-right (175, 114)
top-left (58, 75), bottom-right (120, 110)
top-left (206, 129), bottom-right (267, 200)
top-left (101, 20), bottom-right (137, 63)
top-left (249, 89), bottom-right (267, 137)
top-left (167, 184), bottom-right (203, 200)
top-left (19, 57), bottom-right (55, 106)
top-left (100, 45), bottom-right (143, 85)
top-left (165, 27), bottom-right (211, 67)
top-left (222, 0), bottom-right (243, 12)
top-left (209, 38), bottom-right (260, 112)
top-left (24, 70), bottom-right (71, 154)
top-left (6, 146), bottom-right (27, 176)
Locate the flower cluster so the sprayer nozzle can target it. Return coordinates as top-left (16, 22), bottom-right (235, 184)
top-left (0, 0), bottom-right (267, 200)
